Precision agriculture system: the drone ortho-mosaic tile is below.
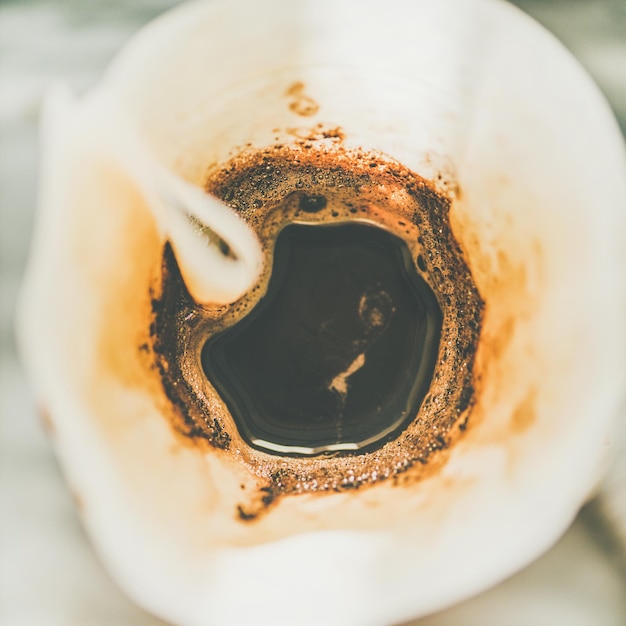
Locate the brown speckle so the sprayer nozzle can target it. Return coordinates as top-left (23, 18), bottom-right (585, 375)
top-left (236, 505), bottom-right (258, 522)
top-left (285, 81), bottom-right (320, 117)
top-left (511, 389), bottom-right (537, 433)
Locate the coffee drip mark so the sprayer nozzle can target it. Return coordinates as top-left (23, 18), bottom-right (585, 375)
top-left (285, 81), bottom-right (319, 117)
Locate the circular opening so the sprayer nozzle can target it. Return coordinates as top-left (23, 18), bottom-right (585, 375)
top-left (202, 222), bottom-right (442, 456)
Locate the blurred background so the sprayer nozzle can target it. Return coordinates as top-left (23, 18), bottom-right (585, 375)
top-left (1, 1), bottom-right (625, 624)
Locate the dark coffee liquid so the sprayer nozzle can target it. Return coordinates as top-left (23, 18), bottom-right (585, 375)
top-left (202, 223), bottom-right (442, 456)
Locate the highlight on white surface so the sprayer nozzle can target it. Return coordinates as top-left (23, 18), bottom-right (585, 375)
top-left (43, 83), bottom-right (264, 307)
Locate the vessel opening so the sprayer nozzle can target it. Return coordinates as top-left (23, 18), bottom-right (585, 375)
top-left (201, 222), bottom-right (442, 456)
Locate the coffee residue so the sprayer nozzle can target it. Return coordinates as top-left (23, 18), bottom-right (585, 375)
top-left (285, 81), bottom-right (320, 117)
top-left (150, 139), bottom-right (484, 521)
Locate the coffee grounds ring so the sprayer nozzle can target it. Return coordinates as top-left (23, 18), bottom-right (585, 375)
top-left (150, 142), bottom-right (483, 521)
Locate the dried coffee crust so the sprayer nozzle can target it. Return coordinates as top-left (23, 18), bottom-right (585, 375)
top-left (151, 141), bottom-right (483, 520)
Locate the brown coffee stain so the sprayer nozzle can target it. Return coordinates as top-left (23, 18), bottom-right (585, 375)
top-left (486, 316), bottom-right (516, 362)
top-left (510, 389), bottom-right (537, 433)
top-left (61, 156), bottom-right (172, 439)
top-left (447, 176), bottom-right (550, 472)
top-left (285, 123), bottom-right (345, 142)
top-left (90, 165), bottom-right (162, 394)
top-left (474, 254), bottom-right (535, 406)
top-left (285, 81), bottom-right (320, 117)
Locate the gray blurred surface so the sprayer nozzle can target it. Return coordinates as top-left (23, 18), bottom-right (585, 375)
top-left (1, 1), bottom-right (625, 625)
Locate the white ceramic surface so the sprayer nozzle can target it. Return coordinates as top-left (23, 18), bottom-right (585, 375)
top-left (15, 1), bottom-right (626, 625)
